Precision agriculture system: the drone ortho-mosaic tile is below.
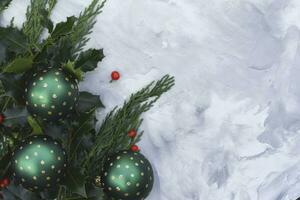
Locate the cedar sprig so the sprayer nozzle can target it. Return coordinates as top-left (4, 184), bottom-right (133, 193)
top-left (84, 75), bottom-right (175, 177)
top-left (22, 0), bottom-right (55, 48)
top-left (71, 0), bottom-right (107, 54)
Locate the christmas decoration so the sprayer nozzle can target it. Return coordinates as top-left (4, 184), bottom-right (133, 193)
top-left (111, 71), bottom-right (120, 81)
top-left (131, 145), bottom-right (140, 152)
top-left (101, 150), bottom-right (154, 200)
top-left (0, 0), bottom-right (174, 199)
top-left (128, 129), bottom-right (137, 138)
top-left (11, 135), bottom-right (67, 191)
top-left (25, 67), bottom-right (79, 121)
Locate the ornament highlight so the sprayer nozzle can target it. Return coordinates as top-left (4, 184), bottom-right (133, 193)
top-left (11, 135), bottom-right (67, 191)
top-left (101, 150), bottom-right (154, 200)
top-left (25, 67), bottom-right (79, 121)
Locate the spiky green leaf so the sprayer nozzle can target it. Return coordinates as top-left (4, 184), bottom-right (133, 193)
top-left (51, 16), bottom-right (76, 40)
top-left (78, 91), bottom-right (104, 113)
top-left (27, 116), bottom-right (43, 134)
top-left (75, 49), bottom-right (104, 72)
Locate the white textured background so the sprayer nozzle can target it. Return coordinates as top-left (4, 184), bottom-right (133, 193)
top-left (3, 0), bottom-right (300, 199)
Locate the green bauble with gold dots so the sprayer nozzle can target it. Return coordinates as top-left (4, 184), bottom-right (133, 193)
top-left (11, 135), bottom-right (67, 191)
top-left (25, 67), bottom-right (79, 121)
top-left (100, 150), bottom-right (154, 200)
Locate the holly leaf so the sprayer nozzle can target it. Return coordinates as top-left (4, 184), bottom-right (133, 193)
top-left (63, 61), bottom-right (84, 81)
top-left (27, 116), bottom-right (43, 134)
top-left (69, 110), bottom-right (97, 162)
top-left (3, 107), bottom-right (28, 126)
top-left (65, 167), bottom-right (87, 198)
top-left (3, 57), bottom-right (33, 73)
top-left (51, 16), bottom-right (76, 40)
top-left (35, 37), bottom-right (74, 67)
top-left (75, 49), bottom-right (104, 72)
top-left (0, 27), bottom-right (29, 55)
top-left (77, 91), bottom-right (104, 113)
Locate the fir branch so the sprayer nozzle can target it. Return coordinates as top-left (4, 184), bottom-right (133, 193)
top-left (22, 0), bottom-right (57, 48)
top-left (84, 75), bottom-right (175, 177)
top-left (71, 0), bottom-right (106, 54)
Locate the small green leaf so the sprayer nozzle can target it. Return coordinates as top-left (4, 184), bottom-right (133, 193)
top-left (75, 49), bottom-right (104, 72)
top-left (51, 16), bottom-right (76, 40)
top-left (3, 57), bottom-right (33, 73)
top-left (78, 91), bottom-right (104, 113)
top-left (63, 61), bottom-right (84, 81)
top-left (27, 116), bottom-right (43, 134)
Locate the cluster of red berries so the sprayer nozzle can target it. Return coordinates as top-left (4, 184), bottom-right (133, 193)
top-left (128, 129), bottom-right (140, 152)
top-left (110, 71), bottom-right (140, 151)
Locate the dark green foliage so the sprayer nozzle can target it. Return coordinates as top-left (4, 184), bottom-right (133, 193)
top-left (0, 0), bottom-right (12, 12)
top-left (78, 91), bottom-right (104, 113)
top-left (0, 27), bottom-right (30, 57)
top-left (75, 49), bottom-right (105, 72)
top-left (0, 0), bottom-right (175, 199)
top-left (0, 74), bottom-right (25, 103)
top-left (51, 16), bottom-right (76, 40)
top-left (3, 57), bottom-right (33, 73)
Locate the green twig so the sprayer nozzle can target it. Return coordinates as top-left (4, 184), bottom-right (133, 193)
top-left (84, 75), bottom-right (175, 175)
top-left (71, 0), bottom-right (107, 54)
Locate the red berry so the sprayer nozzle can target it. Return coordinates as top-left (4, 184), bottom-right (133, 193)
top-left (1, 178), bottom-right (9, 187)
top-left (0, 114), bottom-right (5, 124)
top-left (111, 71), bottom-right (120, 81)
top-left (131, 145), bottom-right (139, 152)
top-left (128, 129), bottom-right (137, 138)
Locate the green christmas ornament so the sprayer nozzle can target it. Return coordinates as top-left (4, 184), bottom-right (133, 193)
top-left (101, 150), bottom-right (154, 200)
top-left (25, 67), bottom-right (79, 121)
top-left (11, 135), bottom-right (67, 191)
